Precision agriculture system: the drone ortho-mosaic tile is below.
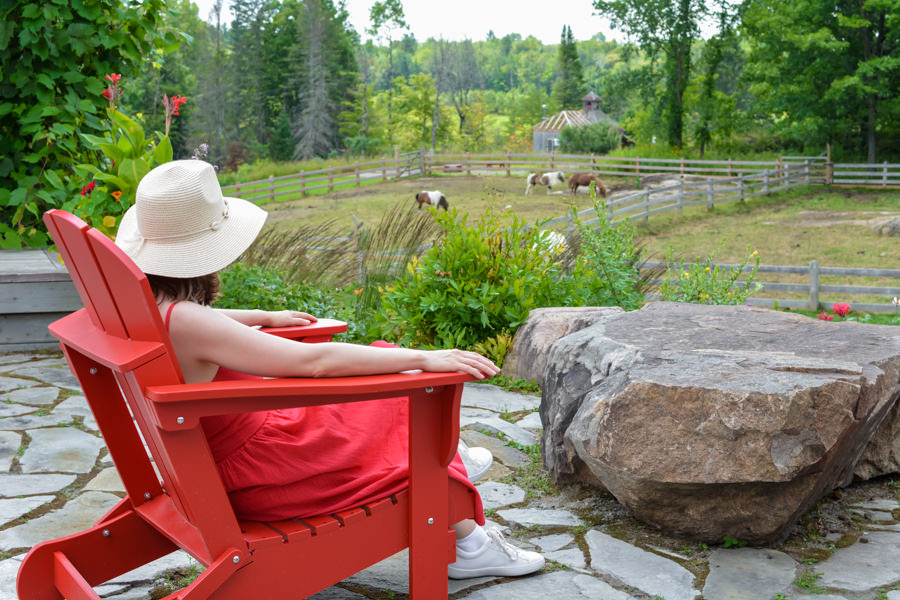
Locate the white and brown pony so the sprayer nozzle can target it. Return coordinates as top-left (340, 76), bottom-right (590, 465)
top-left (415, 190), bottom-right (448, 211)
top-left (525, 171), bottom-right (566, 195)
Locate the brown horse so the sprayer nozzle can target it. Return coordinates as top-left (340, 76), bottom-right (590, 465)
top-left (568, 173), bottom-right (607, 197)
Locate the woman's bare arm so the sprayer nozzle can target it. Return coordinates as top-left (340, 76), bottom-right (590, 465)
top-left (168, 302), bottom-right (497, 383)
top-left (214, 308), bottom-right (317, 328)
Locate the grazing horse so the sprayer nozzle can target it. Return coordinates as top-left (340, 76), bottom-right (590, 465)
top-left (568, 173), bottom-right (607, 197)
top-left (415, 190), bottom-right (448, 211)
top-left (525, 171), bottom-right (566, 195)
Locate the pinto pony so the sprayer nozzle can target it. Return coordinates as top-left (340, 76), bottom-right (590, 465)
top-left (525, 171), bottom-right (566, 195)
top-left (568, 173), bottom-right (607, 197)
top-left (415, 190), bottom-right (448, 211)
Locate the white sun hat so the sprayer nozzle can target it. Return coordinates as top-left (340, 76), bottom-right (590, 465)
top-left (115, 160), bottom-right (267, 278)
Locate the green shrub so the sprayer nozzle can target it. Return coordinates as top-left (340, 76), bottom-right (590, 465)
top-left (569, 201), bottom-right (648, 311)
top-left (558, 121), bottom-right (622, 155)
top-left (215, 263), bottom-right (369, 343)
top-left (659, 240), bottom-right (762, 305)
top-left (374, 209), bottom-right (575, 349)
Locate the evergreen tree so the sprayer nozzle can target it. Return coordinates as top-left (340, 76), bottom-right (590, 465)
top-left (551, 26), bottom-right (585, 110)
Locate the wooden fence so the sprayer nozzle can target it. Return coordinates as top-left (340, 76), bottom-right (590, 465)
top-left (640, 261), bottom-right (900, 314)
top-left (219, 149), bottom-right (900, 205)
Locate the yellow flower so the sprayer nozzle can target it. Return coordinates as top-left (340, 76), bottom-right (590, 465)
top-left (751, 250), bottom-right (758, 256)
top-left (102, 215), bottom-right (117, 229)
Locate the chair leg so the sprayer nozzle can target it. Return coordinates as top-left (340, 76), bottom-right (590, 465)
top-left (18, 509), bottom-right (177, 600)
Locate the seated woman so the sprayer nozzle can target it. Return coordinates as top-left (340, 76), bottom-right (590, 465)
top-left (114, 159), bottom-right (544, 579)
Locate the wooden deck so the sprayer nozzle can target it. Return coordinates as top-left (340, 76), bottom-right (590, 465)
top-left (0, 249), bottom-right (80, 351)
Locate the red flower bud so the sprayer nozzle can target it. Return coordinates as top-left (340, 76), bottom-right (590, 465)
top-left (832, 303), bottom-right (851, 317)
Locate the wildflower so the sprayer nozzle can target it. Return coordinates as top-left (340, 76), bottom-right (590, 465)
top-left (818, 312), bottom-right (834, 321)
top-left (111, 190), bottom-right (122, 202)
top-left (162, 93), bottom-right (188, 136)
top-left (832, 303), bottom-right (851, 318)
top-left (353, 288), bottom-right (363, 295)
top-left (80, 181), bottom-right (96, 197)
top-left (102, 216), bottom-right (117, 229)
top-left (893, 297), bottom-right (900, 307)
top-left (751, 250), bottom-right (758, 256)
top-left (102, 73), bottom-right (123, 109)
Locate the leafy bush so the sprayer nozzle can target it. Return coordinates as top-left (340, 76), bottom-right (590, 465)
top-left (569, 201), bottom-right (649, 311)
top-left (0, 0), bottom-right (176, 247)
top-left (659, 240), bottom-right (762, 305)
top-left (374, 209), bottom-right (590, 349)
top-left (558, 121), bottom-right (622, 155)
top-left (215, 263), bottom-right (369, 343)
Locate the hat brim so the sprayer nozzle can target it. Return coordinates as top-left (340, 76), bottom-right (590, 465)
top-left (116, 196), bottom-right (267, 278)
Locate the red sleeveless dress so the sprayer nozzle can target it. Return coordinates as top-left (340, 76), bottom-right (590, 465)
top-left (166, 304), bottom-right (484, 523)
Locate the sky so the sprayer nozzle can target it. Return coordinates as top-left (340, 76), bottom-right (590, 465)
top-left (190, 0), bottom-right (621, 45)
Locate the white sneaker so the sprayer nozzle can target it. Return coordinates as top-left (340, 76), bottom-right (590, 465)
top-left (448, 527), bottom-right (545, 579)
top-left (458, 440), bottom-right (493, 483)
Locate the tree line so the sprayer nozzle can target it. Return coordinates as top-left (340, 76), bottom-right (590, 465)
top-left (1, 0), bottom-right (898, 245)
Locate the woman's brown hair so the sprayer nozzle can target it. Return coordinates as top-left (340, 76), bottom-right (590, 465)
top-left (146, 273), bottom-right (221, 306)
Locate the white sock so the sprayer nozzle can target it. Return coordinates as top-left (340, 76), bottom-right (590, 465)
top-left (456, 526), bottom-right (488, 553)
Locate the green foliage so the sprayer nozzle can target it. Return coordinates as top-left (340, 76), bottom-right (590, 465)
top-left (722, 536), bottom-right (748, 548)
top-left (74, 105), bottom-right (174, 235)
top-left (659, 240), bottom-right (762, 305)
top-left (551, 26), bottom-right (585, 110)
top-left (571, 201), bottom-right (648, 310)
top-left (375, 209), bottom-right (575, 349)
top-left (0, 0), bottom-right (175, 247)
top-left (216, 263), bottom-right (366, 343)
top-left (558, 121), bottom-right (622, 155)
top-left (474, 375), bottom-right (541, 395)
top-left (794, 571), bottom-right (824, 592)
top-left (470, 332), bottom-right (513, 368)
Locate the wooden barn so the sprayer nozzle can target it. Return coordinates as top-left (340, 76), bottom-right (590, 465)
top-left (532, 91), bottom-right (624, 153)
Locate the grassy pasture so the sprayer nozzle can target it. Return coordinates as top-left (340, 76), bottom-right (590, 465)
top-left (253, 173), bottom-right (900, 310)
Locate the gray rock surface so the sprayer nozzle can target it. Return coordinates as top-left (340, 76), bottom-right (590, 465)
top-left (19, 428), bottom-right (105, 473)
top-left (586, 529), bottom-right (697, 600)
top-left (702, 548), bottom-right (796, 600)
top-left (817, 530), bottom-right (900, 591)
top-left (542, 302), bottom-right (900, 544)
top-left (0, 496), bottom-right (54, 525)
top-left (464, 571), bottom-right (637, 599)
top-left (0, 491), bottom-right (119, 550)
top-left (0, 473), bottom-right (76, 496)
top-left (503, 306), bottom-right (623, 385)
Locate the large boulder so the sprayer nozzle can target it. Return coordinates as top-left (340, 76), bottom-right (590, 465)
top-left (502, 307), bottom-right (621, 384)
top-left (541, 302), bottom-right (900, 545)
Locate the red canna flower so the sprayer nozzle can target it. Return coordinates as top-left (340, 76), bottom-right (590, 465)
top-left (80, 180), bottom-right (96, 197)
top-left (105, 73), bottom-right (122, 84)
top-left (163, 93), bottom-right (188, 136)
top-left (818, 312), bottom-right (834, 321)
top-left (832, 303), bottom-right (851, 318)
top-left (102, 73), bottom-right (122, 109)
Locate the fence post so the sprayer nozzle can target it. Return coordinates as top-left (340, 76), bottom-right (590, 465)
top-left (300, 171), bottom-right (305, 197)
top-left (590, 153), bottom-right (596, 171)
top-left (506, 150), bottom-right (511, 177)
top-left (884, 161), bottom-right (889, 186)
top-left (381, 157), bottom-right (387, 182)
top-left (328, 167), bottom-right (334, 192)
top-left (782, 162), bottom-right (789, 190)
top-left (550, 150), bottom-right (555, 170)
top-left (706, 177), bottom-right (714, 210)
top-left (728, 158), bottom-right (733, 177)
top-left (268, 175), bottom-right (274, 202)
top-left (419, 147), bottom-right (425, 176)
top-left (764, 170), bottom-right (769, 194)
top-left (235, 181), bottom-right (241, 198)
top-left (804, 161), bottom-right (810, 185)
top-left (355, 163), bottom-right (360, 187)
top-left (643, 188), bottom-right (650, 223)
top-left (635, 156), bottom-right (640, 177)
top-left (680, 156), bottom-right (685, 176)
top-left (738, 174), bottom-right (745, 202)
top-left (677, 178), bottom-right (684, 216)
top-left (466, 151), bottom-right (471, 176)
top-left (809, 260), bottom-right (819, 311)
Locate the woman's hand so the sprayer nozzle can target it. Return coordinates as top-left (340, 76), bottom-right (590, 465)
top-left (421, 349), bottom-right (499, 380)
top-left (263, 310), bottom-right (318, 328)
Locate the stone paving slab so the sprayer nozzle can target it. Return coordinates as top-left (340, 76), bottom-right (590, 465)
top-left (19, 427), bottom-right (105, 473)
top-left (0, 376), bottom-right (36, 393)
top-left (0, 491), bottom-right (120, 551)
top-left (463, 571), bottom-right (637, 600)
top-left (0, 495), bottom-right (54, 526)
top-left (0, 556), bottom-right (23, 600)
top-left (0, 401), bottom-right (38, 419)
top-left (702, 548), bottom-right (797, 600)
top-left (0, 473), bottom-right (76, 496)
top-left (586, 530), bottom-right (697, 600)
top-left (0, 431), bottom-right (19, 470)
top-left (9, 365), bottom-right (81, 390)
top-left (476, 481), bottom-right (526, 509)
top-left (497, 508), bottom-right (583, 528)
top-left (462, 383), bottom-right (541, 413)
top-left (817, 530), bottom-right (900, 591)
top-left (4, 385), bottom-right (59, 405)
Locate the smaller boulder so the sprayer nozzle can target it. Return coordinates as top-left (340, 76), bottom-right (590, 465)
top-left (502, 307), bottom-right (622, 385)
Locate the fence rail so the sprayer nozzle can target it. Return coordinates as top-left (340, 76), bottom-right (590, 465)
top-left (220, 149), bottom-right (900, 205)
top-left (640, 261), bottom-right (900, 313)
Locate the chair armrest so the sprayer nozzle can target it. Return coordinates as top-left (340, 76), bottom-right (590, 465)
top-left (258, 318), bottom-right (348, 341)
top-left (146, 371), bottom-right (473, 430)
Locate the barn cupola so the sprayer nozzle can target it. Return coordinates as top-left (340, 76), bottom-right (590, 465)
top-left (582, 91), bottom-right (601, 112)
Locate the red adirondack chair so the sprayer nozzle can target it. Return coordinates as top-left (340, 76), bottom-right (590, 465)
top-left (17, 209), bottom-right (478, 599)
